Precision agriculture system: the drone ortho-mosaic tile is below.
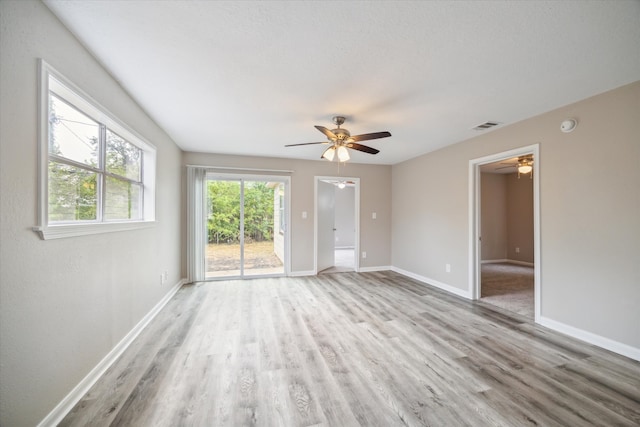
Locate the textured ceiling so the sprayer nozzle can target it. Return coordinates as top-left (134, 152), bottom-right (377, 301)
top-left (43, 1), bottom-right (640, 165)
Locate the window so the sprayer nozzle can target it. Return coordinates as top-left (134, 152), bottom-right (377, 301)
top-left (35, 60), bottom-right (156, 239)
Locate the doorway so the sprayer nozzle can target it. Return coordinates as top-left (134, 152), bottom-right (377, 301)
top-left (205, 174), bottom-right (289, 279)
top-left (315, 176), bottom-right (359, 274)
top-left (469, 145), bottom-right (541, 321)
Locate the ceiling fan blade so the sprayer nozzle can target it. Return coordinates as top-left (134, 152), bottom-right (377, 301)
top-left (315, 125), bottom-right (337, 140)
top-left (346, 142), bottom-right (379, 155)
top-left (284, 142), bottom-right (328, 147)
top-left (495, 165), bottom-right (516, 170)
top-left (348, 131), bottom-right (391, 142)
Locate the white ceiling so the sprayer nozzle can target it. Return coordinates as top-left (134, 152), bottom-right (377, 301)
top-left (43, 1), bottom-right (640, 165)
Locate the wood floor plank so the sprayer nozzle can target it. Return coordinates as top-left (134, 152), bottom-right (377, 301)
top-left (59, 271), bottom-right (640, 426)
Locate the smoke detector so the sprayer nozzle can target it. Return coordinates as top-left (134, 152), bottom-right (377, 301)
top-left (560, 118), bottom-right (577, 133)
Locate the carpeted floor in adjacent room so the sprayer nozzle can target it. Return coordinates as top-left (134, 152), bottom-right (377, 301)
top-left (481, 262), bottom-right (534, 318)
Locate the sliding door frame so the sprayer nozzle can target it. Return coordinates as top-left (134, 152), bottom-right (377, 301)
top-left (204, 172), bottom-right (291, 280)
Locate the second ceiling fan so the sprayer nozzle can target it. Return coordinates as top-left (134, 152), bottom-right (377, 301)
top-left (285, 116), bottom-right (391, 162)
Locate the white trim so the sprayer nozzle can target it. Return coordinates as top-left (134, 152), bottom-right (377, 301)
top-left (391, 266), bottom-right (472, 299)
top-left (186, 165), bottom-right (294, 174)
top-left (288, 270), bottom-right (315, 277)
top-left (314, 176), bottom-right (360, 275)
top-left (37, 279), bottom-right (185, 427)
top-left (36, 59), bottom-right (157, 238)
top-left (538, 316), bottom-right (640, 362)
top-left (359, 266), bottom-right (391, 273)
top-left (33, 220), bottom-right (156, 240)
top-left (468, 144), bottom-right (541, 322)
top-left (505, 259), bottom-right (535, 267)
top-left (285, 181), bottom-right (292, 276)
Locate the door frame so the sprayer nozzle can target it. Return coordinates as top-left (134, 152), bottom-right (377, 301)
top-left (468, 144), bottom-right (541, 322)
top-left (314, 176), bottom-right (360, 275)
top-left (204, 172), bottom-right (291, 279)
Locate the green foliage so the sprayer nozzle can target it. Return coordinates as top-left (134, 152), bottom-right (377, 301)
top-left (47, 94), bottom-right (142, 222)
top-left (48, 162), bottom-right (97, 221)
top-left (207, 181), bottom-right (275, 244)
top-left (106, 130), bottom-right (141, 181)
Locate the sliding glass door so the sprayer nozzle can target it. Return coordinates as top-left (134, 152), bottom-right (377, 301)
top-left (205, 175), bottom-right (287, 279)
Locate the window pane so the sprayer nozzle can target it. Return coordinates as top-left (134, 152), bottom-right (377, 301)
top-left (104, 176), bottom-right (142, 220)
top-left (106, 130), bottom-right (141, 181)
top-left (48, 161), bottom-right (97, 222)
top-left (49, 93), bottom-right (99, 166)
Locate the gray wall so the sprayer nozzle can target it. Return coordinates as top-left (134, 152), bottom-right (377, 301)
top-left (506, 172), bottom-right (534, 263)
top-left (392, 81), bottom-right (640, 350)
top-left (0, 2), bottom-right (183, 426)
top-left (480, 173), bottom-right (507, 260)
top-left (182, 152), bottom-right (392, 273)
top-left (481, 172), bottom-right (534, 263)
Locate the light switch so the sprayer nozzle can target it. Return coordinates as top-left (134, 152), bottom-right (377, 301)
top-left (372, 212), bottom-right (377, 219)
top-left (302, 211), bottom-right (307, 219)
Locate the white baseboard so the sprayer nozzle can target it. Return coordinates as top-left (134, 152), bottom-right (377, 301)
top-left (481, 259), bottom-right (534, 267)
top-left (538, 316), bottom-right (640, 362)
top-left (358, 265), bottom-right (391, 273)
top-left (288, 270), bottom-right (315, 277)
top-left (390, 267), bottom-right (638, 362)
top-left (390, 266), bottom-right (472, 299)
top-left (507, 259), bottom-right (535, 267)
top-left (38, 279), bottom-right (186, 427)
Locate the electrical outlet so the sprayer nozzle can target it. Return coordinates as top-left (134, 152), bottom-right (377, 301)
top-left (160, 274), bottom-right (165, 285)
top-left (515, 247), bottom-right (520, 253)
top-left (362, 251), bottom-right (367, 259)
top-left (446, 264), bottom-right (451, 273)
top-left (372, 212), bottom-right (377, 219)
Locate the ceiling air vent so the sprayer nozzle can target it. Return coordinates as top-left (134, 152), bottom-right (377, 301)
top-left (472, 121), bottom-right (501, 131)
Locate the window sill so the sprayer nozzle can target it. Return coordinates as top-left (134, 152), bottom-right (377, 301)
top-left (33, 221), bottom-right (156, 240)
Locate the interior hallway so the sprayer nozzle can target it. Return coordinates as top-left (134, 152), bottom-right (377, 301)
top-left (319, 248), bottom-right (355, 274)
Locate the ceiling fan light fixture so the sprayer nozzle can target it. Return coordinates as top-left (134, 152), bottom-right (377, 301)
top-left (337, 145), bottom-right (350, 162)
top-left (322, 147), bottom-right (336, 161)
top-left (337, 181), bottom-right (346, 189)
top-left (518, 164), bottom-right (533, 174)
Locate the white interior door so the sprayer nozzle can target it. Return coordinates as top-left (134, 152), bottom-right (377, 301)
top-left (317, 180), bottom-right (335, 272)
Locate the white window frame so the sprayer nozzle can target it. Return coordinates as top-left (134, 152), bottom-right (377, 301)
top-left (34, 59), bottom-right (156, 240)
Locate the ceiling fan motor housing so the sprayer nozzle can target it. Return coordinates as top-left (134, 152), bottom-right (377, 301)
top-left (331, 128), bottom-right (351, 142)
top-left (332, 116), bottom-right (346, 126)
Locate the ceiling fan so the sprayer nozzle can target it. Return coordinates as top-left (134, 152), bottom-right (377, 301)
top-left (495, 155), bottom-right (534, 177)
top-left (285, 116), bottom-right (391, 162)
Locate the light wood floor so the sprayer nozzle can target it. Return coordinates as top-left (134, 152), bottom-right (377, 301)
top-left (61, 271), bottom-right (640, 426)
